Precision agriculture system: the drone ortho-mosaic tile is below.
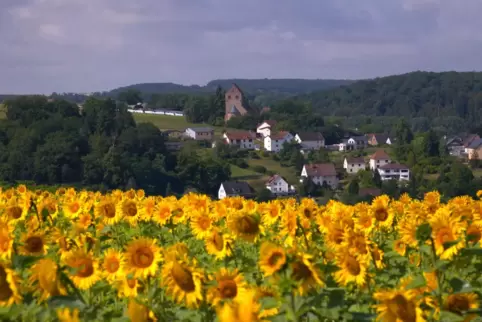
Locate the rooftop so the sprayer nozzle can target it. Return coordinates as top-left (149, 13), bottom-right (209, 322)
top-left (304, 163), bottom-right (337, 177)
top-left (187, 127), bottom-right (214, 133)
top-left (370, 150), bottom-right (391, 160)
top-left (296, 132), bottom-right (324, 141)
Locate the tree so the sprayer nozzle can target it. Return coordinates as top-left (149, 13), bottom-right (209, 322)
top-left (347, 178), bottom-right (360, 195)
top-left (256, 188), bottom-right (273, 202)
top-left (118, 89), bottom-right (143, 105)
top-left (373, 170), bottom-right (382, 188)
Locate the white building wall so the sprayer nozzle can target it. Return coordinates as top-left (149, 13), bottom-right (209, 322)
top-left (257, 125), bottom-right (271, 138)
top-left (369, 159), bottom-right (391, 170)
top-left (377, 169), bottom-right (410, 181)
top-left (218, 185), bottom-right (227, 200)
top-left (266, 178), bottom-right (289, 194)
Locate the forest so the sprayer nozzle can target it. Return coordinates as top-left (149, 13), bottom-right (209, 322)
top-left (0, 96), bottom-right (231, 196)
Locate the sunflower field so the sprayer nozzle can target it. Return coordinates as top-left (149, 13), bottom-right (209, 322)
top-left (1, 186), bottom-right (482, 321)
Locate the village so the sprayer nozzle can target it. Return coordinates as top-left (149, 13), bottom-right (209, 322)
top-left (127, 84), bottom-right (482, 201)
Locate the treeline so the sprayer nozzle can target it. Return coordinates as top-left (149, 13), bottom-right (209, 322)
top-left (0, 96), bottom-right (230, 196)
top-left (291, 71), bottom-right (482, 135)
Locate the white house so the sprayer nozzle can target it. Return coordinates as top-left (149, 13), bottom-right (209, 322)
top-left (264, 131), bottom-right (294, 152)
top-left (294, 132), bottom-right (325, 151)
top-left (256, 120), bottom-right (277, 138)
top-left (339, 136), bottom-right (368, 151)
top-left (218, 181), bottom-right (255, 200)
top-left (185, 127), bottom-right (214, 140)
top-left (223, 131), bottom-right (256, 150)
top-left (265, 175), bottom-right (294, 195)
top-left (369, 150), bottom-right (391, 170)
top-left (377, 164), bottom-right (410, 181)
top-left (300, 163), bottom-right (338, 189)
top-left (343, 157), bottom-right (366, 174)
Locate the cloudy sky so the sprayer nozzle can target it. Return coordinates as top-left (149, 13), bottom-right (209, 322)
top-left (1, 0), bottom-right (481, 94)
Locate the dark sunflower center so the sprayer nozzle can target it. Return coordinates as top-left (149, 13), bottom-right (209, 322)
top-left (213, 233), bottom-right (224, 251)
top-left (171, 262), bottom-right (195, 292)
top-left (466, 226), bottom-right (481, 243)
top-left (125, 202), bottom-right (137, 217)
top-left (8, 207), bottom-right (22, 219)
top-left (346, 256), bottom-right (361, 275)
top-left (388, 294), bottom-right (417, 322)
top-left (268, 251), bottom-right (285, 267)
top-left (437, 228), bottom-right (454, 244)
top-left (198, 217), bottom-right (210, 230)
top-left (127, 278), bottom-right (137, 288)
top-left (106, 259), bottom-right (120, 273)
top-left (374, 208), bottom-right (388, 221)
top-left (219, 280), bottom-right (238, 299)
top-left (70, 203), bottom-right (80, 213)
top-left (448, 295), bottom-right (471, 314)
top-left (292, 262), bottom-right (312, 281)
top-left (26, 236), bottom-right (44, 253)
top-left (103, 203), bottom-right (116, 218)
top-left (0, 283), bottom-right (13, 301)
top-left (133, 248), bottom-right (154, 268)
top-left (238, 216), bottom-right (259, 234)
top-left (76, 260), bottom-right (94, 278)
top-left (303, 208), bottom-right (312, 218)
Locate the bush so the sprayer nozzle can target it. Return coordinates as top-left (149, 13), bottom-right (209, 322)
top-left (261, 151), bottom-right (270, 158)
top-left (248, 151), bottom-right (260, 159)
top-left (250, 165), bottom-right (267, 174)
top-left (232, 158), bottom-right (249, 168)
top-left (272, 154), bottom-right (280, 161)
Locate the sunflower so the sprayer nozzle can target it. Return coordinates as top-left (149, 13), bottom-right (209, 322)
top-left (207, 268), bottom-right (248, 306)
top-left (152, 201), bottom-right (172, 226)
top-left (94, 197), bottom-right (121, 225)
top-left (280, 208), bottom-right (297, 247)
top-left (393, 239), bottom-right (407, 257)
top-left (190, 213), bottom-right (214, 240)
top-left (227, 212), bottom-right (263, 242)
top-left (429, 207), bottom-right (465, 260)
top-left (63, 249), bottom-right (101, 290)
top-left (63, 198), bottom-right (83, 219)
top-left (0, 227), bottom-right (13, 260)
top-left (373, 289), bottom-right (425, 322)
top-left (102, 249), bottom-right (125, 282)
top-left (118, 198), bottom-right (140, 225)
top-left (57, 308), bottom-right (80, 322)
top-left (117, 276), bottom-right (142, 298)
top-left (19, 230), bottom-right (49, 256)
top-left (398, 217), bottom-right (421, 248)
top-left (28, 258), bottom-right (67, 302)
top-left (445, 293), bottom-right (479, 317)
top-left (217, 288), bottom-right (264, 322)
top-left (333, 252), bottom-right (368, 287)
top-left (466, 222), bottom-right (482, 245)
top-left (125, 238), bottom-right (162, 279)
top-left (342, 229), bottom-right (370, 255)
top-left (204, 229), bottom-right (233, 260)
top-left (370, 195), bottom-right (394, 229)
top-left (371, 245), bottom-right (385, 270)
top-left (36, 197), bottom-right (59, 220)
top-left (0, 262), bottom-right (22, 306)
top-left (2, 198), bottom-right (28, 223)
top-left (254, 286), bottom-right (280, 319)
top-left (51, 229), bottom-right (76, 259)
top-left (127, 299), bottom-right (157, 322)
top-left (164, 243), bottom-right (189, 262)
top-left (161, 254), bottom-right (203, 308)
top-left (261, 201), bottom-right (281, 226)
top-left (258, 242), bottom-right (287, 277)
top-left (290, 253), bottom-right (324, 295)
top-left (139, 196), bottom-right (156, 222)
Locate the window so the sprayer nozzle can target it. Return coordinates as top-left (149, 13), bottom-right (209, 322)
top-left (235, 95), bottom-right (239, 99)
top-left (228, 95), bottom-right (231, 99)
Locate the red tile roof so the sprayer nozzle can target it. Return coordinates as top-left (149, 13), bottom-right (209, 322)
top-left (370, 150), bottom-right (390, 160)
top-left (304, 163), bottom-right (336, 177)
top-left (266, 174), bottom-right (286, 184)
top-left (225, 131), bottom-right (255, 140)
top-left (269, 131), bottom-right (291, 140)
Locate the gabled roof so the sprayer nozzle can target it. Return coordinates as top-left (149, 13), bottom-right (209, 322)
top-left (464, 134), bottom-right (481, 147)
top-left (269, 131), bottom-right (291, 140)
top-left (266, 174), bottom-right (287, 185)
top-left (345, 157), bottom-right (365, 164)
top-left (467, 138), bottom-right (482, 149)
top-left (370, 150), bottom-right (390, 160)
top-left (303, 163), bottom-right (336, 177)
top-left (221, 181), bottom-right (254, 196)
top-left (296, 132), bottom-right (324, 141)
top-left (227, 83), bottom-right (244, 95)
top-left (257, 120), bottom-right (277, 129)
top-left (373, 134), bottom-right (390, 143)
top-left (379, 163), bottom-right (409, 170)
top-left (225, 131), bottom-right (255, 140)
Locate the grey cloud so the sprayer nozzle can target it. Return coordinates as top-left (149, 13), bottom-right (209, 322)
top-left (0, 0), bottom-right (481, 93)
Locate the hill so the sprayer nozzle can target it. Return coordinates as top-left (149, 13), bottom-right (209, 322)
top-left (299, 71), bottom-right (482, 121)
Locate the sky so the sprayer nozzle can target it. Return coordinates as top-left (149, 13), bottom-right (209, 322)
top-left (1, 0), bottom-right (482, 94)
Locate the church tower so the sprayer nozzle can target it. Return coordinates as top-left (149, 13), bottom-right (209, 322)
top-left (225, 84), bottom-right (249, 122)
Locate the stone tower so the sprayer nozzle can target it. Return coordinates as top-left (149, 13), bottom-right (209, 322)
top-left (225, 84), bottom-right (249, 122)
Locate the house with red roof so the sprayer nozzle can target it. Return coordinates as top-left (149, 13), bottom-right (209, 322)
top-left (265, 174), bottom-right (295, 195)
top-left (300, 163), bottom-right (338, 189)
top-left (223, 131), bottom-right (256, 150)
top-left (369, 150), bottom-right (391, 170)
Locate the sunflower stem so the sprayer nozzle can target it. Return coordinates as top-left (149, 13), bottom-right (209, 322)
top-left (429, 237), bottom-right (444, 307)
top-left (290, 291), bottom-right (299, 322)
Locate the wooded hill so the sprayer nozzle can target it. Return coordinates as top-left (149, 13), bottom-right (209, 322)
top-left (298, 71), bottom-right (482, 121)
